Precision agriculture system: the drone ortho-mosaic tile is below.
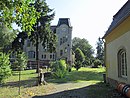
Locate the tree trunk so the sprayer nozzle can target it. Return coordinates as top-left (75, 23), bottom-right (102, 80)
top-left (36, 32), bottom-right (40, 85)
top-left (36, 33), bottom-right (39, 73)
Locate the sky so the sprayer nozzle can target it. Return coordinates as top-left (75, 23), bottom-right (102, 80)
top-left (46, 0), bottom-right (128, 50)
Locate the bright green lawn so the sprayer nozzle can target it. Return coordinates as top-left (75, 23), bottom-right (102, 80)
top-left (0, 67), bottom-right (108, 98)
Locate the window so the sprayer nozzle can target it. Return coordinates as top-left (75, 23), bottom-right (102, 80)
top-left (64, 47), bottom-right (67, 53)
top-left (50, 54), bottom-right (52, 59)
top-left (44, 54), bottom-right (46, 59)
top-left (43, 46), bottom-right (47, 52)
top-left (27, 39), bottom-right (31, 47)
top-left (62, 36), bottom-right (68, 43)
top-left (60, 50), bottom-right (63, 56)
top-left (28, 51), bottom-right (35, 58)
top-left (53, 54), bottom-right (55, 59)
top-left (118, 49), bottom-right (127, 78)
top-left (65, 36), bottom-right (68, 42)
top-left (60, 38), bottom-right (62, 45)
top-left (42, 55), bottom-right (43, 58)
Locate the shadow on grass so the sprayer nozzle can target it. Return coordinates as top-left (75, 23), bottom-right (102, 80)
top-left (32, 82), bottom-right (125, 98)
top-left (12, 71), bottom-right (36, 76)
top-left (1, 77), bottom-right (37, 88)
top-left (46, 70), bottom-right (105, 84)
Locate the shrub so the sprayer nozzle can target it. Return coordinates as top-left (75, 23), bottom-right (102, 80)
top-left (50, 60), bottom-right (68, 78)
top-left (0, 52), bottom-right (12, 84)
top-left (93, 59), bottom-right (102, 68)
top-left (82, 59), bottom-right (90, 67)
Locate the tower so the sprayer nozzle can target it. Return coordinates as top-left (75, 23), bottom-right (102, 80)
top-left (56, 18), bottom-right (73, 64)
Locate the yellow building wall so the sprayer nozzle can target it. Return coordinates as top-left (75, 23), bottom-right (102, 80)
top-left (104, 16), bottom-right (130, 84)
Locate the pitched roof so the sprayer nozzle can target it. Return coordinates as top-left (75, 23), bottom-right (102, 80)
top-left (57, 18), bottom-right (71, 27)
top-left (103, 0), bottom-right (130, 38)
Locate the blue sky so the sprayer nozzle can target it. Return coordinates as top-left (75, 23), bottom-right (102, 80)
top-left (46, 0), bottom-right (127, 50)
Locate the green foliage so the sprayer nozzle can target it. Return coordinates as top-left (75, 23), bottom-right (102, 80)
top-left (1, 0), bottom-right (40, 34)
top-left (72, 37), bottom-right (94, 59)
top-left (11, 32), bottom-right (28, 51)
top-left (0, 24), bottom-right (17, 50)
top-left (28, 0), bottom-right (56, 73)
top-left (74, 61), bottom-right (82, 71)
top-left (75, 48), bottom-right (85, 62)
top-left (74, 48), bottom-right (85, 70)
top-left (29, 0), bottom-right (56, 52)
top-left (93, 59), bottom-right (102, 68)
top-left (12, 51), bottom-right (27, 71)
top-left (50, 60), bottom-right (68, 78)
top-left (0, 52), bottom-right (12, 84)
top-left (82, 59), bottom-right (90, 67)
top-left (96, 37), bottom-right (104, 64)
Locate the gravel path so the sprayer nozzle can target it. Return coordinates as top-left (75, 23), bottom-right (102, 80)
top-left (32, 82), bottom-right (126, 98)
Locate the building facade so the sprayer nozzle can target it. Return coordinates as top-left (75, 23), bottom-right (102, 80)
top-left (103, 1), bottom-right (130, 87)
top-left (22, 18), bottom-right (73, 68)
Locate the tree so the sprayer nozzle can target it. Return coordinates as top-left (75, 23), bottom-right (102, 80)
top-left (1, 0), bottom-right (40, 34)
top-left (0, 0), bottom-right (40, 85)
top-left (72, 37), bottom-right (94, 58)
top-left (29, 0), bottom-right (56, 74)
top-left (13, 50), bottom-right (27, 95)
top-left (12, 51), bottom-right (27, 71)
top-left (96, 37), bottom-right (104, 65)
top-left (0, 52), bottom-right (12, 84)
top-left (72, 37), bottom-right (94, 66)
top-left (11, 32), bottom-right (28, 51)
top-left (74, 48), bottom-right (85, 70)
top-left (0, 24), bottom-right (17, 51)
top-left (93, 59), bottom-right (102, 68)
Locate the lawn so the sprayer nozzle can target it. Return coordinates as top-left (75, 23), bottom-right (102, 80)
top-left (0, 67), bottom-right (125, 98)
top-left (47, 67), bottom-right (105, 84)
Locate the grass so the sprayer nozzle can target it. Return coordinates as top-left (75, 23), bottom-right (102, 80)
top-left (47, 67), bottom-right (105, 84)
top-left (0, 67), bottom-right (123, 98)
top-left (0, 70), bottom-right (38, 98)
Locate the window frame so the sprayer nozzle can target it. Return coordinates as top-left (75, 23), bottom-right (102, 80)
top-left (117, 48), bottom-right (127, 78)
top-left (60, 50), bottom-right (63, 56)
top-left (28, 51), bottom-right (35, 59)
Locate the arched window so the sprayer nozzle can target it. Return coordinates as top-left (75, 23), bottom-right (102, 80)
top-left (118, 49), bottom-right (127, 78)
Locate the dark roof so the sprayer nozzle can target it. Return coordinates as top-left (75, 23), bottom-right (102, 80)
top-left (57, 18), bottom-right (71, 27)
top-left (103, 0), bottom-right (130, 38)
